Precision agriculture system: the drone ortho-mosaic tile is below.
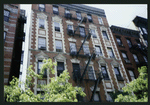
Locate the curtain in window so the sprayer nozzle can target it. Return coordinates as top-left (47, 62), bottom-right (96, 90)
top-left (54, 22), bottom-right (60, 27)
top-left (38, 38), bottom-right (46, 48)
top-left (83, 45), bottom-right (90, 55)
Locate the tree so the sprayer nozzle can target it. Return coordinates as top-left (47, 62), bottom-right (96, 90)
top-left (114, 66), bottom-right (148, 102)
top-left (4, 59), bottom-right (86, 102)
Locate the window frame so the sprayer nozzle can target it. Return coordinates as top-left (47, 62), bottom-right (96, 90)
top-left (101, 66), bottom-right (109, 80)
top-left (87, 14), bottom-right (93, 22)
top-left (4, 9), bottom-right (10, 22)
top-left (53, 6), bottom-right (59, 15)
top-left (39, 4), bottom-right (45, 12)
top-left (38, 37), bottom-right (46, 50)
top-left (107, 47), bottom-right (115, 58)
top-left (102, 31), bottom-right (109, 40)
top-left (39, 18), bottom-right (45, 29)
top-left (57, 62), bottom-right (65, 76)
top-left (55, 40), bottom-right (63, 52)
top-left (95, 45), bottom-right (102, 56)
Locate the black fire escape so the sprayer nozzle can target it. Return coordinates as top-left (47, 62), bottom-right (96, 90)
top-left (65, 14), bottom-right (103, 102)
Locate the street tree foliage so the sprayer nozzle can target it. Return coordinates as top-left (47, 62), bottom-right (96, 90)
top-left (4, 59), bottom-right (86, 102)
top-left (114, 66), bottom-right (148, 102)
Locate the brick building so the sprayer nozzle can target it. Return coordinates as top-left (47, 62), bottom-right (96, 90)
top-left (110, 25), bottom-right (148, 82)
top-left (4, 4), bottom-right (26, 85)
top-left (27, 4), bottom-right (130, 102)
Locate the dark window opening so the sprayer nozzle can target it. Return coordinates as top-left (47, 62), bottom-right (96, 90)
top-left (57, 62), bottom-right (64, 76)
top-left (114, 67), bottom-right (123, 81)
top-left (101, 66), bottom-right (109, 80)
top-left (38, 60), bottom-right (47, 78)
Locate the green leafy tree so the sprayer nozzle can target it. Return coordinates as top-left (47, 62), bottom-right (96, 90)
top-left (4, 59), bottom-right (86, 102)
top-left (114, 66), bottom-right (148, 102)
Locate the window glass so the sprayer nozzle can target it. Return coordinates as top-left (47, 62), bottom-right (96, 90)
top-left (102, 31), bottom-right (109, 40)
top-left (128, 70), bottom-right (135, 81)
top-left (76, 12), bottom-right (82, 20)
top-left (54, 22), bottom-right (60, 31)
top-left (94, 93), bottom-right (100, 101)
top-left (4, 10), bottom-right (10, 22)
top-left (57, 62), bottom-right (64, 71)
top-left (79, 27), bottom-right (85, 36)
top-left (133, 54), bottom-right (139, 63)
top-left (142, 27), bottom-right (147, 34)
top-left (87, 14), bottom-right (92, 20)
top-left (143, 56), bottom-right (147, 62)
top-left (98, 17), bottom-right (103, 24)
top-left (101, 66), bottom-right (109, 79)
top-left (55, 40), bottom-right (62, 51)
top-left (107, 48), bottom-right (114, 58)
top-left (116, 37), bottom-right (122, 45)
top-left (38, 37), bottom-right (46, 48)
top-left (88, 66), bottom-right (95, 80)
top-left (67, 24), bottom-right (73, 30)
top-left (91, 29), bottom-right (97, 38)
top-left (127, 39), bottom-right (132, 48)
top-left (114, 67), bottom-right (120, 76)
top-left (70, 42), bottom-right (76, 52)
top-left (83, 44), bottom-right (90, 55)
top-left (53, 6), bottom-right (58, 11)
top-left (65, 9), bottom-right (70, 14)
top-left (54, 22), bottom-right (60, 27)
top-left (122, 52), bottom-right (127, 59)
top-left (39, 19), bottom-right (45, 28)
top-left (95, 46), bottom-right (102, 56)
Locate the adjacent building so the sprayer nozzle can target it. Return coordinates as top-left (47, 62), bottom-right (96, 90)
top-left (110, 25), bottom-right (148, 82)
top-left (26, 4), bottom-right (130, 102)
top-left (4, 4), bottom-right (26, 85)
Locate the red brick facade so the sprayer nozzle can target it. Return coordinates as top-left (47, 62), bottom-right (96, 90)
top-left (28, 4), bottom-right (129, 102)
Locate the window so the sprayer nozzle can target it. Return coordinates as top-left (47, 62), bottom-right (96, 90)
top-left (55, 40), bottom-right (63, 52)
top-left (142, 27), bottom-right (147, 34)
top-left (126, 39), bottom-right (132, 48)
top-left (83, 44), bottom-right (90, 56)
top-left (87, 14), bottom-right (92, 22)
top-left (67, 24), bottom-right (74, 35)
top-left (101, 66), bottom-right (109, 80)
top-left (76, 12), bottom-right (82, 20)
top-left (70, 42), bottom-right (77, 54)
top-left (116, 37), bottom-right (123, 46)
top-left (79, 27), bottom-right (85, 37)
top-left (107, 92), bottom-right (113, 102)
top-left (102, 31), bottom-right (109, 40)
top-left (94, 92), bottom-right (101, 102)
top-left (21, 51), bottom-right (24, 64)
top-left (38, 60), bottom-right (47, 77)
top-left (4, 10), bottom-right (10, 22)
top-left (57, 62), bottom-right (64, 76)
top-left (54, 22), bottom-right (60, 32)
top-left (98, 17), bottom-right (103, 24)
top-left (133, 54), bottom-right (139, 63)
top-left (73, 63), bottom-right (81, 81)
top-left (143, 56), bottom-right (147, 63)
top-left (144, 40), bottom-right (148, 46)
top-left (95, 46), bottom-right (102, 56)
top-left (4, 31), bottom-right (6, 42)
top-left (121, 52), bottom-right (130, 63)
top-left (65, 9), bottom-right (72, 19)
top-left (114, 67), bottom-right (123, 81)
top-left (39, 19), bottom-right (45, 29)
top-left (53, 6), bottom-right (59, 14)
top-left (107, 48), bottom-right (115, 58)
top-left (38, 37), bottom-right (46, 50)
top-left (91, 29), bottom-right (97, 38)
top-left (88, 66), bottom-right (95, 80)
top-left (128, 70), bottom-right (135, 81)
top-left (138, 27), bottom-right (143, 35)
top-left (136, 40), bottom-right (141, 48)
top-left (39, 4), bottom-right (45, 11)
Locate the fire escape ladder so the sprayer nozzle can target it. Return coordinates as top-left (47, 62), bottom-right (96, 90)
top-left (76, 32), bottom-right (91, 57)
top-left (74, 16), bottom-right (86, 34)
top-left (90, 72), bottom-right (103, 102)
top-left (80, 51), bottom-right (95, 82)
